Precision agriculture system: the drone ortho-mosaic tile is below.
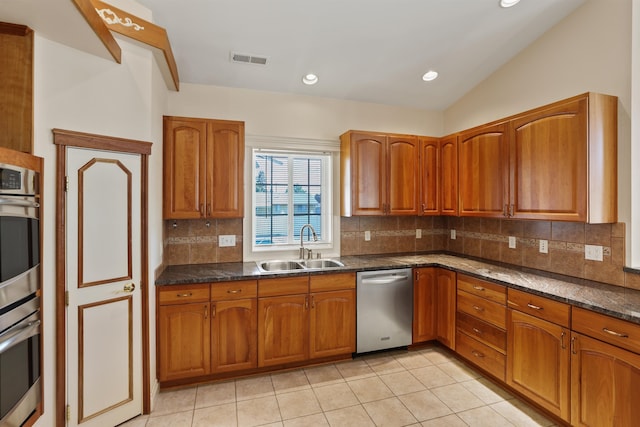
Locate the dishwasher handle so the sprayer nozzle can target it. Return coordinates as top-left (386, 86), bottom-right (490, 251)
top-left (360, 275), bottom-right (409, 285)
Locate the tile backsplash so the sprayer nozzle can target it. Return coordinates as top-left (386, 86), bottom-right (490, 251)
top-left (340, 216), bottom-right (637, 290)
top-left (164, 218), bottom-right (243, 265)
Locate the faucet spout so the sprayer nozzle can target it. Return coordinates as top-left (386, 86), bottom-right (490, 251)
top-left (299, 224), bottom-right (318, 259)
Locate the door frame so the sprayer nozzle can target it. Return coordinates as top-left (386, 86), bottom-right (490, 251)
top-left (54, 129), bottom-right (152, 426)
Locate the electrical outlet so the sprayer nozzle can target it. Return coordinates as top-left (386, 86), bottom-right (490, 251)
top-left (585, 244), bottom-right (604, 261)
top-left (364, 230), bottom-right (371, 241)
top-left (508, 236), bottom-right (516, 249)
top-left (539, 239), bottom-right (548, 254)
top-left (450, 229), bottom-right (456, 240)
top-left (416, 229), bottom-right (422, 239)
top-left (219, 235), bottom-right (236, 247)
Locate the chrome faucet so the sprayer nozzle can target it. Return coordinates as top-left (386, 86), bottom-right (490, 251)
top-left (299, 224), bottom-right (318, 259)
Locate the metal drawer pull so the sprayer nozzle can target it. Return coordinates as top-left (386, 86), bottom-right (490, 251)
top-left (227, 289), bottom-right (242, 294)
top-left (472, 328), bottom-right (482, 335)
top-left (177, 293), bottom-right (193, 297)
top-left (471, 350), bottom-right (485, 358)
top-left (473, 305), bottom-right (484, 312)
top-left (472, 286), bottom-right (485, 291)
top-left (603, 328), bottom-right (629, 338)
top-left (527, 303), bottom-right (543, 310)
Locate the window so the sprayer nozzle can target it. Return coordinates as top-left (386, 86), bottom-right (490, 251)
top-left (252, 149), bottom-right (332, 249)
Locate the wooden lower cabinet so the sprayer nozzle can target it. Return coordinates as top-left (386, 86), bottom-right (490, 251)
top-left (258, 294), bottom-right (309, 367)
top-left (310, 289), bottom-right (356, 358)
top-left (507, 309), bottom-right (570, 422)
top-left (436, 269), bottom-right (456, 349)
top-left (158, 302), bottom-right (211, 382)
top-left (570, 332), bottom-right (640, 426)
top-left (211, 298), bottom-right (257, 372)
top-left (413, 268), bottom-right (437, 343)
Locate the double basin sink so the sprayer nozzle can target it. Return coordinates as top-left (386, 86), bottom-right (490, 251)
top-left (256, 259), bottom-right (344, 273)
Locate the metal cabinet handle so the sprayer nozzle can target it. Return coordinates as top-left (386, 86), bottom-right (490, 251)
top-left (227, 289), bottom-right (242, 294)
top-left (527, 303), bottom-right (543, 310)
top-left (123, 283), bottom-right (136, 293)
top-left (561, 331), bottom-right (566, 349)
top-left (472, 285), bottom-right (485, 291)
top-left (471, 350), bottom-right (485, 358)
top-left (472, 305), bottom-right (484, 312)
top-left (472, 328), bottom-right (482, 335)
top-left (177, 292), bottom-right (193, 298)
top-left (211, 304), bottom-right (216, 318)
top-left (503, 204), bottom-right (508, 217)
top-left (571, 336), bottom-right (577, 354)
top-left (509, 204), bottom-right (514, 217)
top-left (603, 328), bottom-right (629, 338)
top-left (200, 204), bottom-right (205, 217)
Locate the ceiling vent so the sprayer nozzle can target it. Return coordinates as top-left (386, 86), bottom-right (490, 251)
top-left (230, 52), bottom-right (268, 66)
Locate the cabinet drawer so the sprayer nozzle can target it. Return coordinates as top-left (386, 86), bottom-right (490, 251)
top-left (457, 311), bottom-right (506, 353)
top-left (456, 330), bottom-right (505, 382)
top-left (211, 280), bottom-right (257, 300)
top-left (458, 290), bottom-right (506, 329)
top-left (507, 289), bottom-right (570, 328)
top-left (158, 284), bottom-right (210, 305)
top-left (310, 272), bottom-right (356, 292)
top-left (457, 274), bottom-right (506, 304)
top-left (258, 276), bottom-right (309, 297)
top-left (572, 307), bottom-right (640, 354)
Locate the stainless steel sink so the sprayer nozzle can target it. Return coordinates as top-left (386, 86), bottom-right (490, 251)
top-left (257, 260), bottom-right (305, 272)
top-left (301, 259), bottom-right (344, 269)
top-left (256, 259), bottom-right (344, 273)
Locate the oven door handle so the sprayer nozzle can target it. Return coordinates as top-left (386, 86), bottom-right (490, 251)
top-left (0, 198), bottom-right (40, 208)
top-left (0, 318), bottom-right (41, 354)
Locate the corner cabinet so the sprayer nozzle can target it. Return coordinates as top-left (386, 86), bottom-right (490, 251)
top-left (413, 268), bottom-right (437, 343)
top-left (435, 269), bottom-right (456, 349)
top-left (163, 116), bottom-right (244, 219)
top-left (340, 131), bottom-right (419, 216)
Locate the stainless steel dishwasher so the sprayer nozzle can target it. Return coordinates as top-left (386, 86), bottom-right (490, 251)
top-left (356, 268), bottom-right (413, 353)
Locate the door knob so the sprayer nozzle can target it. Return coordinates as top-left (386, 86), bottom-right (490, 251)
top-left (123, 283), bottom-right (136, 293)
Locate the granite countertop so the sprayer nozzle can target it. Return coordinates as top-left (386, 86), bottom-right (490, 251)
top-left (156, 253), bottom-right (640, 326)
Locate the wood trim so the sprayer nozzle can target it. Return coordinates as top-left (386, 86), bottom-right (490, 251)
top-left (55, 130), bottom-right (153, 423)
top-left (90, 0), bottom-right (180, 91)
top-left (0, 21), bottom-right (32, 36)
top-left (70, 0), bottom-right (121, 64)
top-left (77, 159), bottom-right (133, 288)
top-left (53, 128), bottom-right (152, 155)
top-left (78, 296), bottom-right (134, 423)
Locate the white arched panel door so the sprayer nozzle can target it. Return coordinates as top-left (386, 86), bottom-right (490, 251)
top-left (66, 147), bottom-right (142, 426)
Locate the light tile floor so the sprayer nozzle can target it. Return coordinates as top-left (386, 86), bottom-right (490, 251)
top-left (122, 344), bottom-right (556, 427)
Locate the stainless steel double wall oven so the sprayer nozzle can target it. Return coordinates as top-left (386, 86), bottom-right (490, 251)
top-left (0, 162), bottom-right (41, 426)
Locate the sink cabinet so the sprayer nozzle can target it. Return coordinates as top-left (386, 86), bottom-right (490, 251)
top-left (163, 116), bottom-right (244, 219)
top-left (340, 131), bottom-right (420, 216)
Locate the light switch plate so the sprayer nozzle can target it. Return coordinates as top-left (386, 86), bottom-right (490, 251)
top-left (450, 229), bottom-right (456, 240)
top-left (508, 236), bottom-right (516, 249)
top-left (364, 230), bottom-right (371, 241)
top-left (219, 235), bottom-right (236, 247)
top-left (539, 239), bottom-right (548, 254)
top-left (416, 229), bottom-right (422, 239)
top-left (585, 244), bottom-right (603, 261)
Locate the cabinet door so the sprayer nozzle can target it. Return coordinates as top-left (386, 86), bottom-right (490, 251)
top-left (206, 121), bottom-right (244, 218)
top-left (163, 117), bottom-right (207, 219)
top-left (571, 332), bottom-right (640, 427)
top-left (507, 309), bottom-right (570, 422)
top-left (258, 294), bottom-right (309, 367)
top-left (309, 290), bottom-right (355, 358)
top-left (439, 136), bottom-right (458, 216)
top-left (388, 135), bottom-right (419, 215)
top-left (419, 138), bottom-right (440, 215)
top-left (158, 302), bottom-right (210, 382)
top-left (211, 298), bottom-right (257, 373)
top-left (413, 268), bottom-right (437, 343)
top-left (436, 269), bottom-right (456, 349)
top-left (458, 124), bottom-right (509, 217)
top-left (510, 97), bottom-right (587, 221)
top-left (349, 133), bottom-right (387, 215)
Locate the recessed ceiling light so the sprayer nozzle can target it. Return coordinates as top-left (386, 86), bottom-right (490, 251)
top-left (422, 70), bottom-right (439, 82)
top-left (500, 0), bottom-right (521, 8)
top-left (302, 73), bottom-right (318, 85)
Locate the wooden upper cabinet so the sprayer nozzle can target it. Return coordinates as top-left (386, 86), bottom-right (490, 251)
top-left (163, 116), bottom-right (245, 219)
top-left (340, 131), bottom-right (419, 216)
top-left (458, 123), bottom-right (509, 217)
top-left (439, 136), bottom-right (458, 216)
top-left (0, 23), bottom-right (33, 153)
top-left (509, 93), bottom-right (617, 223)
top-left (419, 138), bottom-right (440, 215)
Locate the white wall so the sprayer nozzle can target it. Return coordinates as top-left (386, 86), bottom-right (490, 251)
top-left (444, 0), bottom-right (633, 265)
top-left (32, 23), bottom-right (165, 427)
top-left (167, 84), bottom-right (443, 139)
